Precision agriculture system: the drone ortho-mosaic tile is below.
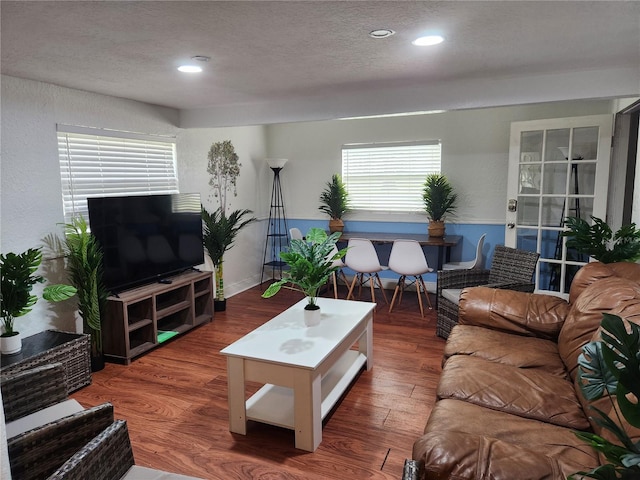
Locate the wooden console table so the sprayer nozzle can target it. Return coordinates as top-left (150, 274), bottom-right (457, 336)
top-left (0, 330), bottom-right (92, 393)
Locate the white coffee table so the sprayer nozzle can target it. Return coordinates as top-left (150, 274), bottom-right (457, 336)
top-left (220, 297), bottom-right (375, 451)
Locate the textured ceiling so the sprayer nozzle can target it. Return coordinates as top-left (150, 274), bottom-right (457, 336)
top-left (2, 1), bottom-right (639, 125)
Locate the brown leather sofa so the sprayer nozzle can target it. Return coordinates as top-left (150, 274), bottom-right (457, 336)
top-left (411, 261), bottom-right (640, 479)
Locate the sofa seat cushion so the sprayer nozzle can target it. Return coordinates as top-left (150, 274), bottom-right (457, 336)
top-left (441, 288), bottom-right (462, 305)
top-left (444, 325), bottom-right (568, 377)
top-left (437, 356), bottom-right (590, 430)
top-left (414, 399), bottom-right (599, 480)
top-left (123, 466), bottom-right (204, 479)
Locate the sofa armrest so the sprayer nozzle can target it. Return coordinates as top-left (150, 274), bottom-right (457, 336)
top-left (458, 287), bottom-right (570, 340)
top-left (47, 420), bottom-right (134, 480)
top-left (8, 403), bottom-right (114, 480)
top-left (1, 363), bottom-right (68, 422)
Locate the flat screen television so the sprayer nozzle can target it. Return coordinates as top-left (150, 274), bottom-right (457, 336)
top-left (88, 193), bottom-right (204, 293)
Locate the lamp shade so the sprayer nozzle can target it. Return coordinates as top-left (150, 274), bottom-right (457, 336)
top-left (266, 158), bottom-right (288, 169)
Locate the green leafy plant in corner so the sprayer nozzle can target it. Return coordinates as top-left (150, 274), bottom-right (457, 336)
top-left (562, 216), bottom-right (640, 263)
top-left (569, 313), bottom-right (640, 479)
top-left (60, 216), bottom-right (109, 364)
top-left (0, 248), bottom-right (76, 336)
top-left (318, 173), bottom-right (350, 220)
top-left (422, 173), bottom-right (457, 221)
top-left (261, 228), bottom-right (346, 309)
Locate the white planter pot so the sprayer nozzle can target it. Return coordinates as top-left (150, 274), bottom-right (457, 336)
top-left (1, 332), bottom-right (22, 355)
top-left (304, 306), bottom-right (321, 327)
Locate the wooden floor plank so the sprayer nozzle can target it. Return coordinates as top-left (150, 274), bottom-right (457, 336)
top-left (71, 284), bottom-right (444, 479)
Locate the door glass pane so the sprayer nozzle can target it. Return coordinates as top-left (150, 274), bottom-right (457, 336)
top-left (570, 162), bottom-right (596, 196)
top-left (545, 129), bottom-right (570, 161)
top-left (520, 131), bottom-right (543, 161)
top-left (516, 228), bottom-right (538, 251)
top-left (542, 163), bottom-right (568, 194)
top-left (573, 126), bottom-right (599, 160)
top-left (568, 197), bottom-right (594, 222)
top-left (540, 229), bottom-right (561, 260)
top-left (519, 164), bottom-right (541, 193)
top-left (517, 196), bottom-right (539, 225)
top-left (541, 197), bottom-right (565, 227)
top-left (541, 260), bottom-right (561, 293)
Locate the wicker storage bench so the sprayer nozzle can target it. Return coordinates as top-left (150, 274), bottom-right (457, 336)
top-left (0, 330), bottom-right (91, 393)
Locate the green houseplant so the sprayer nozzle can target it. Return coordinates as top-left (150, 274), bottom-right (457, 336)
top-left (60, 216), bottom-right (109, 371)
top-left (319, 173), bottom-right (350, 233)
top-left (261, 228), bottom-right (346, 325)
top-left (0, 248), bottom-right (76, 354)
top-left (202, 140), bottom-right (256, 312)
top-left (562, 216), bottom-right (640, 263)
top-left (569, 313), bottom-right (640, 479)
top-left (422, 173), bottom-right (457, 238)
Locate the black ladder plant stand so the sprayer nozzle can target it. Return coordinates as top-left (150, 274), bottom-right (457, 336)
top-left (261, 162), bottom-right (289, 284)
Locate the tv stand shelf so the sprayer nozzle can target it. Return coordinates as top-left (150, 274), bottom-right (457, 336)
top-left (103, 270), bottom-right (213, 364)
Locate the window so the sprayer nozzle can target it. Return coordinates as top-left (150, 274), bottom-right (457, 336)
top-left (58, 125), bottom-right (178, 222)
top-left (342, 141), bottom-right (442, 212)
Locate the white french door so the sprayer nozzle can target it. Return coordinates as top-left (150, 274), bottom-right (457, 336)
top-left (506, 114), bottom-right (613, 296)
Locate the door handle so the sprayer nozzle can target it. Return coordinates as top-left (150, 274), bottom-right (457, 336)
top-left (507, 223), bottom-right (515, 229)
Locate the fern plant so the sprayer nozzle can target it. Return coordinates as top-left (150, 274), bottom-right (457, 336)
top-left (569, 313), bottom-right (640, 479)
top-left (562, 216), bottom-right (640, 263)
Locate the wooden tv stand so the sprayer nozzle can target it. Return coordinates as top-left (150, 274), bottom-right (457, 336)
top-left (103, 270), bottom-right (213, 364)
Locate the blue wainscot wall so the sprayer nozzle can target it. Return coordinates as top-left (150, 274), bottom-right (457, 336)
top-left (288, 219), bottom-right (506, 283)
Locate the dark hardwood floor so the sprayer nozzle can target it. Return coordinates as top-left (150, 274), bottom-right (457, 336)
top-left (71, 284), bottom-right (445, 479)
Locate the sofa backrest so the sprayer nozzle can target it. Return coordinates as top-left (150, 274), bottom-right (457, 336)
top-left (558, 262), bottom-right (640, 382)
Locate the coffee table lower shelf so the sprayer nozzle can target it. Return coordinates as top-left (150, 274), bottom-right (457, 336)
top-left (246, 350), bottom-right (366, 429)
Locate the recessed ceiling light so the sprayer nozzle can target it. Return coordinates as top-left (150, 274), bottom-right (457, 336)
top-left (412, 35), bottom-right (444, 46)
top-left (369, 29), bottom-right (395, 39)
top-left (177, 65), bottom-right (203, 73)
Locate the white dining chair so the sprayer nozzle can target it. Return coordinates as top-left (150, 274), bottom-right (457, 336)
top-left (442, 233), bottom-right (486, 271)
top-left (289, 227), bottom-right (304, 241)
top-left (326, 244), bottom-right (348, 299)
top-left (344, 238), bottom-right (388, 304)
top-left (387, 239), bottom-right (433, 317)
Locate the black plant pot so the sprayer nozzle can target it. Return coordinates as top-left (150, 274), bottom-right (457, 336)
top-left (214, 299), bottom-right (227, 312)
top-left (91, 352), bottom-right (105, 372)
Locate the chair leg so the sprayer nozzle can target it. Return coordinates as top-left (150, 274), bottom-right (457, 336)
top-left (339, 270), bottom-right (349, 288)
top-left (347, 274), bottom-right (359, 300)
top-left (415, 276), bottom-right (425, 318)
top-left (389, 276), bottom-right (405, 313)
top-left (373, 273), bottom-right (389, 304)
top-left (417, 275), bottom-right (433, 310)
top-left (331, 271), bottom-right (338, 299)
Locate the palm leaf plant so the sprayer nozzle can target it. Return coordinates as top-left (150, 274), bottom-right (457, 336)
top-left (0, 248), bottom-right (76, 338)
top-left (61, 216), bottom-right (109, 371)
top-left (261, 228), bottom-right (346, 309)
top-left (201, 207), bottom-right (255, 306)
top-left (562, 216), bottom-right (640, 263)
top-left (569, 313), bottom-right (640, 479)
top-left (422, 173), bottom-right (457, 237)
top-left (318, 173), bottom-right (349, 233)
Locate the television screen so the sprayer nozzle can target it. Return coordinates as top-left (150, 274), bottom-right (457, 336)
top-left (88, 193), bottom-right (204, 292)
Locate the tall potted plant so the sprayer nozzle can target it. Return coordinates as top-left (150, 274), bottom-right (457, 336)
top-left (202, 140), bottom-right (255, 312)
top-left (61, 216), bottom-right (109, 371)
top-left (0, 248), bottom-right (76, 354)
top-left (261, 228), bottom-right (346, 326)
top-left (422, 173), bottom-right (457, 238)
top-left (562, 216), bottom-right (640, 263)
top-left (319, 173), bottom-right (350, 233)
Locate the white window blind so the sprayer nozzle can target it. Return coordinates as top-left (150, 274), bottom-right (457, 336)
top-left (58, 126), bottom-right (178, 222)
top-left (342, 141), bottom-right (442, 212)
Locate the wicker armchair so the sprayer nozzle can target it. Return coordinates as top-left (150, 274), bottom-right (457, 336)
top-left (1, 363), bottom-right (68, 422)
top-left (7, 402), bottom-right (115, 480)
top-left (436, 245), bottom-right (539, 339)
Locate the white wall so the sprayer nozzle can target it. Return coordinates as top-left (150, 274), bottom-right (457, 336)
top-left (266, 100), bottom-right (614, 226)
top-left (177, 126), bottom-right (268, 295)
